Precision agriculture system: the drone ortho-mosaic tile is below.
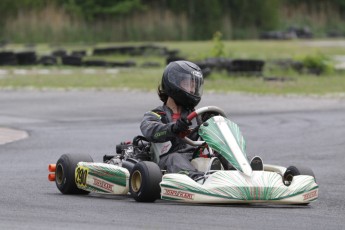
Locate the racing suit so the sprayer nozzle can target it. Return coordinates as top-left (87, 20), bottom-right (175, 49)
top-left (140, 105), bottom-right (203, 179)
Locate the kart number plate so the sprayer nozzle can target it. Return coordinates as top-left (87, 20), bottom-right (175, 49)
top-left (75, 166), bottom-right (89, 188)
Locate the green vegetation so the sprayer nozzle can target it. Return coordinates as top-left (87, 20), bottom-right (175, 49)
top-left (1, 0), bottom-right (345, 42)
top-left (1, 67), bottom-right (344, 96)
top-left (205, 72), bottom-right (345, 95)
top-left (211, 32), bottom-right (225, 58)
top-left (295, 53), bottom-right (335, 75)
top-left (0, 40), bottom-right (344, 96)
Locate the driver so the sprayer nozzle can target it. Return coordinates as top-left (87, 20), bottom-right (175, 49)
top-left (140, 60), bottom-right (209, 181)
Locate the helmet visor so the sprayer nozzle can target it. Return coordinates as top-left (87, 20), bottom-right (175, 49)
top-left (167, 70), bottom-right (203, 97)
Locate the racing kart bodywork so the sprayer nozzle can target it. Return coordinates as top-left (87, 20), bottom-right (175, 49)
top-left (48, 106), bottom-right (318, 204)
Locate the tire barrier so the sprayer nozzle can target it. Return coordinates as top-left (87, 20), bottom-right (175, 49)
top-left (71, 50), bottom-right (87, 57)
top-left (272, 59), bottom-right (303, 73)
top-left (272, 59), bottom-right (324, 75)
top-left (327, 31), bottom-right (345, 38)
top-left (227, 59), bottom-right (265, 76)
top-left (0, 44), bottom-right (177, 67)
top-left (38, 55), bottom-right (57, 66)
top-left (260, 26), bottom-right (313, 40)
top-left (199, 58), bottom-right (265, 76)
top-left (109, 61), bottom-right (136, 67)
top-left (16, 51), bottom-right (37, 65)
top-left (61, 55), bottom-right (82, 66)
top-left (83, 60), bottom-right (136, 67)
top-left (0, 52), bottom-right (17, 65)
top-left (263, 76), bottom-right (293, 82)
top-left (0, 51), bottom-right (37, 66)
top-left (93, 46), bottom-right (137, 56)
top-left (52, 49), bottom-right (67, 58)
top-left (196, 58), bottom-right (233, 70)
top-left (137, 44), bottom-right (170, 56)
top-left (141, 62), bottom-right (161, 68)
top-left (83, 60), bottom-right (108, 67)
top-left (93, 45), bottom-right (176, 56)
top-left (1, 46), bottom-right (266, 76)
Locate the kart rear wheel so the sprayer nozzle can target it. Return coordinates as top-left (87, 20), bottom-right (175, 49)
top-left (283, 165), bottom-right (316, 186)
top-left (55, 153), bottom-right (93, 194)
top-left (129, 161), bottom-right (162, 202)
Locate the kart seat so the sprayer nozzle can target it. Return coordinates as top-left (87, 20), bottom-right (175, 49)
top-left (149, 143), bottom-right (162, 164)
top-left (191, 157), bottom-right (223, 172)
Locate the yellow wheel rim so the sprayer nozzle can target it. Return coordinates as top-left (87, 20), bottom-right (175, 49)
top-left (56, 163), bottom-right (64, 185)
top-left (131, 170), bottom-right (142, 193)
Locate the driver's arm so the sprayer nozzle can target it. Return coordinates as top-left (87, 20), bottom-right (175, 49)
top-left (140, 111), bottom-right (176, 143)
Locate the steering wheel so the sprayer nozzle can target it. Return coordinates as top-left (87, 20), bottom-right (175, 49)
top-left (182, 106), bottom-right (227, 146)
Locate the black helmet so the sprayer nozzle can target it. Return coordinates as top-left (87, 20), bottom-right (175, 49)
top-left (162, 60), bottom-right (203, 108)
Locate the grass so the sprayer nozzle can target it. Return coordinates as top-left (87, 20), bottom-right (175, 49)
top-left (163, 40), bottom-right (345, 60)
top-left (206, 71), bottom-right (345, 95)
top-left (1, 40), bottom-right (345, 96)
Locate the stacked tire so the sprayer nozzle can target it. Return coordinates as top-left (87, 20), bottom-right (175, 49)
top-left (16, 51), bottom-right (37, 65)
top-left (0, 52), bottom-right (17, 65)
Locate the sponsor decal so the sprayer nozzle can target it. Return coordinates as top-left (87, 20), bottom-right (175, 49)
top-left (93, 178), bottom-right (114, 192)
top-left (163, 189), bottom-right (195, 200)
top-left (303, 190), bottom-right (318, 201)
top-left (154, 131), bottom-right (167, 138)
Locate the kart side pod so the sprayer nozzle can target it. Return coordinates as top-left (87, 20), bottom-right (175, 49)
top-left (48, 161), bottom-right (130, 195)
top-left (74, 162), bottom-right (130, 195)
top-left (48, 153), bottom-right (130, 195)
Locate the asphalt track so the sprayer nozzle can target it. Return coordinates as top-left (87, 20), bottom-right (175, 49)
top-left (0, 90), bottom-right (344, 230)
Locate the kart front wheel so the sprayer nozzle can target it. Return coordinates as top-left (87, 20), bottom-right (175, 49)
top-left (129, 161), bottom-right (162, 202)
top-left (55, 153), bottom-right (93, 194)
top-left (283, 165), bottom-right (315, 186)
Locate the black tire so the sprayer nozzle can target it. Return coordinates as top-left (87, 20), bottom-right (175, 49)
top-left (83, 60), bottom-right (108, 67)
top-left (38, 55), bottom-right (57, 66)
top-left (129, 161), bottom-right (162, 202)
top-left (122, 158), bottom-right (138, 173)
top-left (0, 51), bottom-right (17, 65)
top-left (51, 49), bottom-right (67, 58)
top-left (61, 55), bottom-right (82, 66)
top-left (16, 51), bottom-right (37, 65)
top-left (55, 153), bottom-right (93, 194)
top-left (283, 165), bottom-right (316, 185)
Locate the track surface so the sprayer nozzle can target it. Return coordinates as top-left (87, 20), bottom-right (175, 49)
top-left (0, 90), bottom-right (344, 230)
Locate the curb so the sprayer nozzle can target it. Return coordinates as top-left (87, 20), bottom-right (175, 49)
top-left (0, 127), bottom-right (28, 145)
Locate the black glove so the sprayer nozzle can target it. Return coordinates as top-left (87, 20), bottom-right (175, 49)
top-left (172, 117), bottom-right (191, 134)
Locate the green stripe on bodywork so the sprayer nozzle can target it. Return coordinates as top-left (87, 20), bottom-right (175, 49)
top-left (79, 162), bottom-right (128, 187)
top-left (89, 171), bottom-right (126, 187)
top-left (161, 173), bottom-right (318, 201)
top-left (161, 196), bottom-right (183, 201)
top-left (198, 116), bottom-right (246, 171)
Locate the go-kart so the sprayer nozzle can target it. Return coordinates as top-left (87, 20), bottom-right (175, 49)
top-left (48, 106), bottom-right (318, 204)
